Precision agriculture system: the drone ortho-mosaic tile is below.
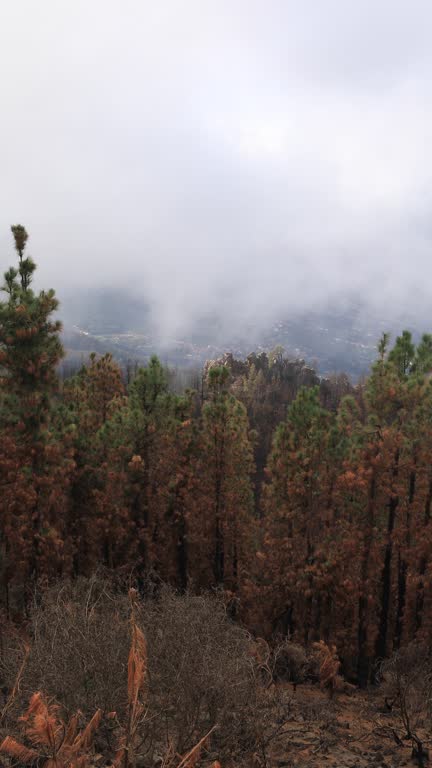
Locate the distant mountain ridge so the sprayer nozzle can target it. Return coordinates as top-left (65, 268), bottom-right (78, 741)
top-left (59, 288), bottom-right (422, 379)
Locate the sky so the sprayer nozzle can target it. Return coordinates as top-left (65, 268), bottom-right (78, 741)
top-left (1, 1), bottom-right (432, 336)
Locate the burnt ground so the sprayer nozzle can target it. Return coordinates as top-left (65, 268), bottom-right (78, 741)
top-left (260, 684), bottom-right (430, 768)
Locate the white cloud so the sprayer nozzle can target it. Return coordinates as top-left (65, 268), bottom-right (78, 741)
top-left (1, 0), bottom-right (432, 334)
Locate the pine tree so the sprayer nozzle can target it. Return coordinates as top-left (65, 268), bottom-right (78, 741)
top-left (0, 226), bottom-right (73, 603)
top-left (125, 357), bottom-right (180, 574)
top-left (262, 386), bottom-right (340, 641)
top-left (195, 366), bottom-right (254, 591)
top-left (0, 225), bottom-right (63, 428)
top-left (63, 353), bottom-right (126, 573)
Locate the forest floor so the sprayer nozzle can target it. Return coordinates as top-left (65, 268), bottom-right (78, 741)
top-left (265, 684), bottom-right (428, 768)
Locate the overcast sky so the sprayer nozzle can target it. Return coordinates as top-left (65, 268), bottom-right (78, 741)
top-left (1, 1), bottom-right (432, 335)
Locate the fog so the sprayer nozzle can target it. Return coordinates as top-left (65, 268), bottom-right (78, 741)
top-left (1, 1), bottom-right (432, 338)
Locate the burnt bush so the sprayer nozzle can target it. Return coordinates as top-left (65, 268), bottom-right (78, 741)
top-left (1, 577), bottom-right (263, 763)
top-left (380, 642), bottom-right (432, 765)
top-left (15, 576), bottom-right (129, 718)
top-left (272, 640), bottom-right (309, 687)
top-left (140, 586), bottom-right (257, 756)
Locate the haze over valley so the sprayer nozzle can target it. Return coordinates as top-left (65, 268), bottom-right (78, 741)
top-left (59, 286), bottom-right (421, 379)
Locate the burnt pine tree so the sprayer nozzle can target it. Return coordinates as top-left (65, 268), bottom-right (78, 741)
top-left (0, 226), bottom-right (63, 426)
top-left (199, 366), bottom-right (254, 590)
top-left (0, 226), bottom-right (73, 600)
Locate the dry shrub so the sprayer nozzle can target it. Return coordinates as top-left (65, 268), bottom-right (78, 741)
top-left (312, 641), bottom-right (341, 698)
top-left (0, 595), bottom-right (220, 768)
top-left (141, 586), bottom-right (258, 759)
top-left (2, 577), bottom-right (261, 765)
top-left (0, 619), bottom-right (29, 708)
top-left (0, 636), bottom-right (30, 725)
top-left (272, 640), bottom-right (309, 689)
top-left (248, 637), bottom-right (309, 690)
top-left (21, 575), bottom-right (131, 719)
top-left (380, 642), bottom-right (432, 764)
top-left (249, 638), bottom-right (274, 687)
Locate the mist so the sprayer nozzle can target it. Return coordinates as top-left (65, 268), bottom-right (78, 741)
top-left (1, 1), bottom-right (432, 340)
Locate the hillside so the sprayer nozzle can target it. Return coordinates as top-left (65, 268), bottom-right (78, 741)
top-left (59, 290), bottom-right (420, 378)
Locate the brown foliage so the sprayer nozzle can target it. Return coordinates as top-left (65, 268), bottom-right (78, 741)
top-left (312, 641), bottom-right (341, 698)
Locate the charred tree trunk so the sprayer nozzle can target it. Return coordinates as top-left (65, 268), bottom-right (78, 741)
top-left (395, 463), bottom-right (416, 646)
top-left (375, 448), bottom-right (400, 661)
top-left (415, 475), bottom-right (432, 632)
top-left (357, 471), bottom-right (376, 687)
